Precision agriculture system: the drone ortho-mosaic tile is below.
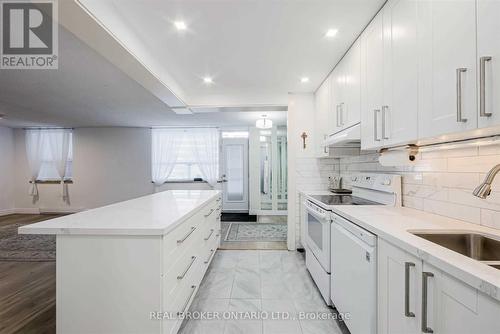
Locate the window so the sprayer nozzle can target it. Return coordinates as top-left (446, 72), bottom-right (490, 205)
top-left (151, 128), bottom-right (219, 185)
top-left (38, 134), bottom-right (73, 180)
top-left (25, 129), bottom-right (73, 181)
top-left (167, 137), bottom-right (204, 181)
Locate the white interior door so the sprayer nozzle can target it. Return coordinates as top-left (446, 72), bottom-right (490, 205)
top-left (221, 138), bottom-right (249, 212)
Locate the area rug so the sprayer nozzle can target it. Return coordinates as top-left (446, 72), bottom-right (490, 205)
top-left (223, 222), bottom-right (287, 242)
top-left (0, 221), bottom-right (56, 261)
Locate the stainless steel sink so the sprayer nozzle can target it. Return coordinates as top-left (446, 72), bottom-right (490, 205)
top-left (411, 232), bottom-right (500, 269)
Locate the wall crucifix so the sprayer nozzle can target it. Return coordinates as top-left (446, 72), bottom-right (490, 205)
top-left (301, 132), bottom-right (308, 149)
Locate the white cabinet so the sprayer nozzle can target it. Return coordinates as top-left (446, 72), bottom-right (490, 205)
top-left (361, 0), bottom-right (419, 150)
top-left (342, 39), bottom-right (362, 129)
top-left (423, 262), bottom-right (500, 334)
top-left (378, 239), bottom-right (421, 334)
top-left (314, 75), bottom-right (332, 157)
top-left (477, 0), bottom-right (500, 129)
top-left (331, 64), bottom-right (345, 134)
top-left (332, 39), bottom-right (362, 134)
top-left (417, 0), bottom-right (477, 138)
top-left (378, 239), bottom-right (500, 334)
top-left (382, 0), bottom-right (419, 146)
top-left (54, 195), bottom-right (222, 334)
top-left (361, 11), bottom-right (384, 150)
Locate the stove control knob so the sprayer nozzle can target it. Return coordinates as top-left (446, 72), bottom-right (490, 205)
top-left (382, 178), bottom-right (391, 186)
top-left (351, 176), bottom-right (358, 182)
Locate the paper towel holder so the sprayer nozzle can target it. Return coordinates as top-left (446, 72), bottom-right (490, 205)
top-left (379, 145), bottom-right (419, 162)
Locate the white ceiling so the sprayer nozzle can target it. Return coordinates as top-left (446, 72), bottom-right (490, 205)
top-left (0, 28), bottom-right (286, 128)
top-left (0, 0), bottom-right (384, 128)
top-left (78, 0), bottom-right (385, 107)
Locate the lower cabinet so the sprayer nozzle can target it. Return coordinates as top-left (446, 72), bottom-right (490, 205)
top-left (378, 239), bottom-right (422, 334)
top-left (378, 239), bottom-right (500, 334)
top-left (56, 195), bottom-right (222, 334)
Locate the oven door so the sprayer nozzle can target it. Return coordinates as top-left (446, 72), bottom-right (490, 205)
top-left (305, 201), bottom-right (331, 273)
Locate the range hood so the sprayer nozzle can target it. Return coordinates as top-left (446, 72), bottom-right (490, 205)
top-left (323, 123), bottom-right (361, 147)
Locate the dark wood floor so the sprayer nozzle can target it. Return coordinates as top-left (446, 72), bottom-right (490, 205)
top-left (0, 214), bottom-right (61, 334)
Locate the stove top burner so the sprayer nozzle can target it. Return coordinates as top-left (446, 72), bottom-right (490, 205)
top-left (310, 195), bottom-right (382, 206)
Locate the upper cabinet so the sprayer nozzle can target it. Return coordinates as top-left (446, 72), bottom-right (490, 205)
top-left (361, 11), bottom-right (384, 150)
top-left (341, 39), bottom-right (362, 130)
top-left (332, 39), bottom-right (362, 133)
top-left (477, 0), bottom-right (500, 128)
top-left (361, 0), bottom-right (419, 150)
top-left (382, 0), bottom-right (419, 146)
top-left (317, 0), bottom-right (500, 152)
top-left (314, 75), bottom-right (332, 157)
top-left (417, 0), bottom-right (477, 137)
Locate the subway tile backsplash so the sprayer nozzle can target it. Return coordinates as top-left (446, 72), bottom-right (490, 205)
top-left (337, 143), bottom-right (500, 230)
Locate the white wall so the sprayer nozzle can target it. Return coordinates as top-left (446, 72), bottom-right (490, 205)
top-left (0, 126), bottom-right (15, 215)
top-left (287, 93), bottom-right (338, 250)
top-left (13, 128), bottom-right (155, 212)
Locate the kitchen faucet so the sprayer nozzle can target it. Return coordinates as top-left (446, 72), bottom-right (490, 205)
top-left (473, 164), bottom-right (500, 199)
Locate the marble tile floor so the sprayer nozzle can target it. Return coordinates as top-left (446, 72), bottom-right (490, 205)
top-left (179, 250), bottom-right (347, 334)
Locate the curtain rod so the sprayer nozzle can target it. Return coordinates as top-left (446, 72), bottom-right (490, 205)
top-left (150, 126), bottom-right (220, 129)
top-left (22, 127), bottom-right (74, 130)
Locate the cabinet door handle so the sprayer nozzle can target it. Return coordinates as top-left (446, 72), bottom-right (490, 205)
top-left (204, 249), bottom-right (215, 264)
top-left (456, 68), bottom-right (468, 123)
top-left (404, 262), bottom-right (416, 317)
top-left (177, 227), bottom-right (196, 244)
top-left (177, 285), bottom-right (197, 316)
top-left (336, 104), bottom-right (341, 127)
top-left (323, 135), bottom-right (328, 154)
top-left (421, 271), bottom-right (434, 333)
top-left (480, 56), bottom-right (493, 117)
top-left (204, 229), bottom-right (214, 241)
top-left (340, 103), bottom-right (345, 126)
top-left (177, 256), bottom-right (196, 280)
top-left (374, 109), bottom-right (381, 141)
top-left (204, 208), bottom-right (215, 218)
top-left (382, 105), bottom-right (389, 139)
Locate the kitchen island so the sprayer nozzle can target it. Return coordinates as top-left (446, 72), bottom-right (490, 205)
top-left (19, 190), bottom-right (222, 334)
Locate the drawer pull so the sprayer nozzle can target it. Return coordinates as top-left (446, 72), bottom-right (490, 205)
top-left (177, 285), bottom-right (197, 316)
top-left (421, 271), bottom-right (434, 333)
top-left (204, 249), bottom-right (215, 264)
top-left (204, 229), bottom-right (214, 241)
top-left (404, 262), bottom-right (416, 317)
top-left (456, 68), bottom-right (468, 123)
top-left (204, 209), bottom-right (215, 218)
top-left (480, 56), bottom-right (493, 117)
top-left (177, 227), bottom-right (196, 244)
top-left (177, 256), bottom-right (196, 280)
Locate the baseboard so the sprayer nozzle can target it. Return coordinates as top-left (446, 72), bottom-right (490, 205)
top-left (0, 208), bottom-right (17, 216)
top-left (0, 208), bottom-right (84, 215)
top-left (13, 208), bottom-right (41, 214)
top-left (39, 207), bottom-right (84, 214)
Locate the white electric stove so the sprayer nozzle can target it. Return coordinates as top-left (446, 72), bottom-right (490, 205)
top-left (304, 173), bottom-right (401, 316)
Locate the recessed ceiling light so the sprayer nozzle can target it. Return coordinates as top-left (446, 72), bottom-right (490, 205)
top-left (174, 21), bottom-right (187, 31)
top-left (325, 29), bottom-right (338, 38)
top-left (301, 77), bottom-right (310, 83)
top-left (203, 77), bottom-right (213, 84)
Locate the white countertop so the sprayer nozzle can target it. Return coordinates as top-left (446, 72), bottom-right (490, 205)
top-left (19, 190), bottom-right (221, 236)
top-left (303, 191), bottom-right (500, 301)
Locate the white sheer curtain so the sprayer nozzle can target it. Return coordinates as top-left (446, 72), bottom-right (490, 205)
top-left (25, 130), bottom-right (43, 197)
top-left (191, 128), bottom-right (219, 186)
top-left (151, 129), bottom-right (185, 186)
top-left (46, 129), bottom-right (72, 201)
